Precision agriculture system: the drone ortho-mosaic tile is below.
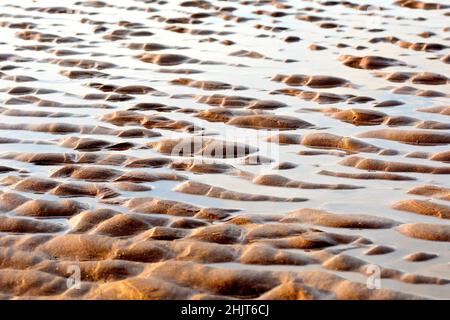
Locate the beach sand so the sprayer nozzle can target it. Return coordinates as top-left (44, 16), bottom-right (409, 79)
top-left (0, 0), bottom-right (449, 299)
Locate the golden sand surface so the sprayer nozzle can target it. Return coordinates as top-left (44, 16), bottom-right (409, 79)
top-left (0, 0), bottom-right (449, 299)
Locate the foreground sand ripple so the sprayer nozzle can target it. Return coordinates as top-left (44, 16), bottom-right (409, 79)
top-left (0, 0), bottom-right (449, 300)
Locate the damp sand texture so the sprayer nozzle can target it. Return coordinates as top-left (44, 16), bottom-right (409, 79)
top-left (0, 0), bottom-right (449, 300)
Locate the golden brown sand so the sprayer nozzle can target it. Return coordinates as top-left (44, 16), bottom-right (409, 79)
top-left (0, 0), bottom-right (449, 300)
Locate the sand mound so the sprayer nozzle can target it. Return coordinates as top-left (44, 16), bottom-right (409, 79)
top-left (252, 174), bottom-right (361, 190)
top-left (340, 55), bottom-right (406, 69)
top-left (138, 53), bottom-right (198, 66)
top-left (0, 0), bottom-right (448, 300)
top-left (403, 252), bottom-right (438, 262)
top-left (407, 185), bottom-right (450, 200)
top-left (175, 181), bottom-right (306, 202)
top-left (318, 170), bottom-right (415, 181)
top-left (340, 156), bottom-right (450, 174)
top-left (227, 115), bottom-right (313, 130)
top-left (397, 223), bottom-right (450, 241)
top-left (392, 200), bottom-right (450, 219)
top-left (272, 74), bottom-right (350, 88)
top-left (358, 129), bottom-right (450, 145)
top-left (281, 209), bottom-right (399, 229)
top-left (148, 137), bottom-right (257, 158)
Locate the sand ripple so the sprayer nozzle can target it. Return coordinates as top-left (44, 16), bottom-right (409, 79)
top-left (0, 0), bottom-right (448, 300)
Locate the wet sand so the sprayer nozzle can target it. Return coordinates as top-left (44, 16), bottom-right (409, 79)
top-left (0, 0), bottom-right (449, 299)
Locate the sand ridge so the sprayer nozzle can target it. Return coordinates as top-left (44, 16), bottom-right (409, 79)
top-left (0, 0), bottom-right (449, 300)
